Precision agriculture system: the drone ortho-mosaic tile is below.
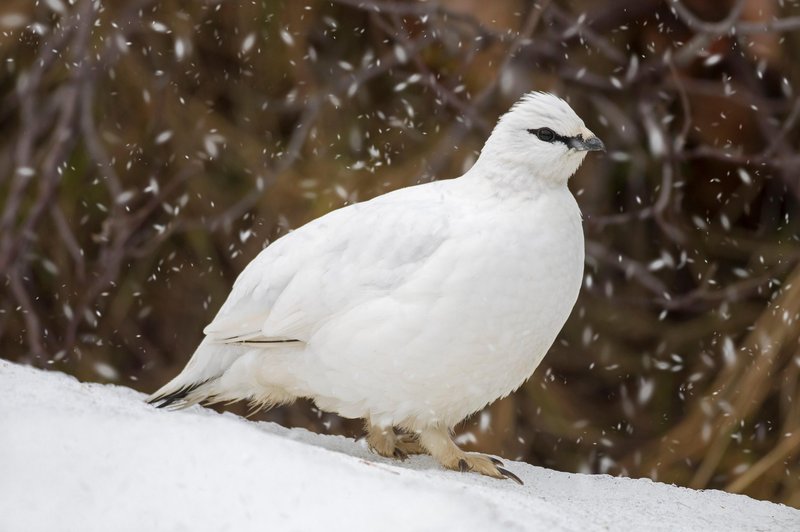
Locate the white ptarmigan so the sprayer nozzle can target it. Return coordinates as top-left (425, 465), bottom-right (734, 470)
top-left (149, 92), bottom-right (604, 482)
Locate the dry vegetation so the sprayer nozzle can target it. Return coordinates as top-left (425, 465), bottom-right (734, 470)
top-left (2, 0), bottom-right (800, 507)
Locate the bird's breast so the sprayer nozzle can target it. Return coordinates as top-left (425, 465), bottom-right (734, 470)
top-left (436, 190), bottom-right (585, 394)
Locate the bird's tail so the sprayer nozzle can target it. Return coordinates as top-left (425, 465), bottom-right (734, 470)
top-left (147, 338), bottom-right (242, 409)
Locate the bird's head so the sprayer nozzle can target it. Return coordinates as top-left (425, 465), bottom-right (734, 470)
top-left (476, 92), bottom-right (604, 187)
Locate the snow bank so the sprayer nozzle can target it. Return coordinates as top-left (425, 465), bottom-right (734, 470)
top-left (1, 360), bottom-right (797, 532)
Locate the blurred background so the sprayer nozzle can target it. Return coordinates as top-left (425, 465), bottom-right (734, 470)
top-left (2, 0), bottom-right (800, 507)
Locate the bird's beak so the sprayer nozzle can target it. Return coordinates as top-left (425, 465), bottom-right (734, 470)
top-left (569, 135), bottom-right (605, 152)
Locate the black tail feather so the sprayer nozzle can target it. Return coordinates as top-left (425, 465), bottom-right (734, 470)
top-left (148, 381), bottom-right (209, 408)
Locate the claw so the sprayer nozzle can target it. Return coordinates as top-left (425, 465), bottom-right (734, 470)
top-left (458, 459), bottom-right (469, 472)
top-left (393, 448), bottom-right (408, 461)
top-left (488, 456), bottom-right (503, 466)
top-left (497, 466), bottom-right (524, 485)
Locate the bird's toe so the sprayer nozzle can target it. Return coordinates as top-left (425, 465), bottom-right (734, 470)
top-left (395, 434), bottom-right (427, 456)
top-left (449, 453), bottom-right (523, 484)
top-left (496, 466), bottom-right (524, 485)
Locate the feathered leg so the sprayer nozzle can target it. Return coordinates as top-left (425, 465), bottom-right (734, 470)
top-left (417, 424), bottom-right (523, 484)
top-left (366, 422), bottom-right (426, 460)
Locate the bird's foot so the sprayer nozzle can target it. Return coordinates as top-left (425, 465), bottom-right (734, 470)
top-left (418, 426), bottom-right (523, 484)
top-left (394, 433), bottom-right (427, 459)
top-left (366, 426), bottom-right (427, 461)
top-left (445, 452), bottom-right (523, 485)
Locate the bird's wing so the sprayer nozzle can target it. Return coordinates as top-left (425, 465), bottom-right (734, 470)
top-left (203, 182), bottom-right (456, 344)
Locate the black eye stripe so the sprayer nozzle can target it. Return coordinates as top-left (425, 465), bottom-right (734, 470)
top-left (526, 128), bottom-right (579, 145)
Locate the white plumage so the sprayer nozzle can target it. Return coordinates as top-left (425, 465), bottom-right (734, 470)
top-left (150, 92), bottom-right (604, 482)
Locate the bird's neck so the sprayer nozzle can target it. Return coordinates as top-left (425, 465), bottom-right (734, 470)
top-left (464, 156), bottom-right (567, 198)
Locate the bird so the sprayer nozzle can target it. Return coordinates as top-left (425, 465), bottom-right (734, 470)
top-left (148, 92), bottom-right (604, 483)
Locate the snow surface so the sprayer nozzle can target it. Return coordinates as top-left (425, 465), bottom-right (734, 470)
top-left (1, 360), bottom-right (798, 532)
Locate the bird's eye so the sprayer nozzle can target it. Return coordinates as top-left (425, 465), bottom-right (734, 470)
top-left (536, 128), bottom-right (556, 142)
